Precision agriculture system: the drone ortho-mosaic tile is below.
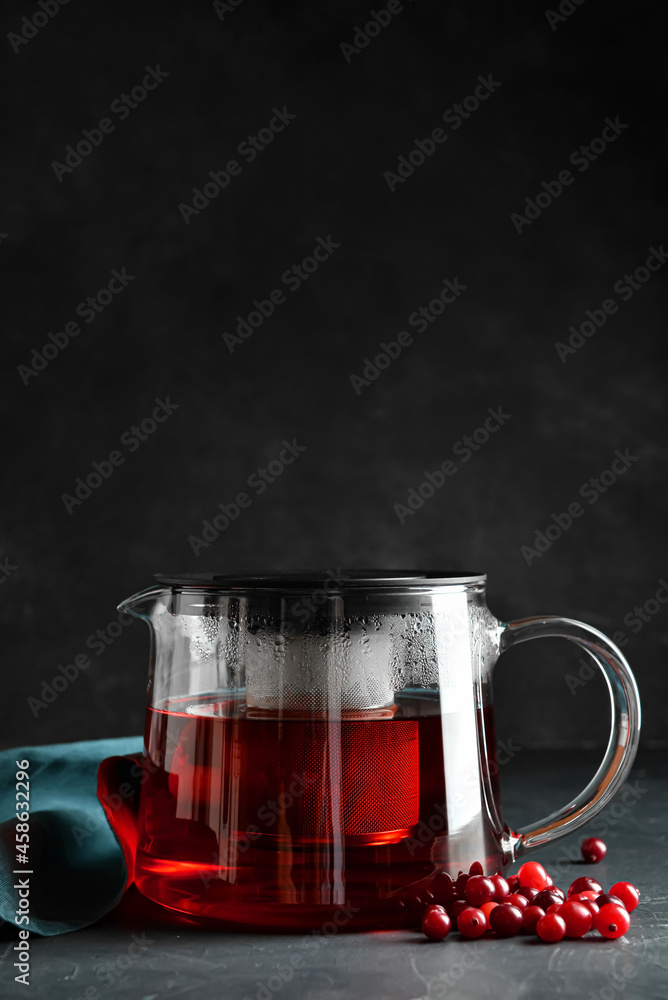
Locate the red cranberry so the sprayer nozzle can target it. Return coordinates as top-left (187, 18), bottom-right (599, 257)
top-left (489, 903), bottom-right (524, 937)
top-left (581, 836), bottom-right (607, 863)
top-left (609, 882), bottom-right (640, 912)
top-left (568, 876), bottom-right (603, 897)
top-left (518, 886), bottom-right (539, 902)
top-left (595, 903), bottom-right (630, 939)
top-left (522, 905), bottom-right (545, 933)
top-left (490, 875), bottom-right (510, 901)
top-left (518, 861), bottom-right (549, 890)
top-left (507, 874), bottom-right (520, 892)
top-left (422, 906), bottom-right (452, 941)
top-left (533, 889), bottom-right (566, 911)
top-left (570, 894), bottom-right (600, 918)
top-left (454, 873), bottom-right (470, 899)
top-left (559, 900), bottom-right (593, 938)
top-left (596, 893), bottom-right (624, 908)
top-left (468, 861), bottom-right (484, 877)
top-left (401, 894), bottom-right (424, 917)
top-left (546, 903), bottom-right (563, 915)
top-left (457, 907), bottom-right (487, 938)
top-left (537, 912), bottom-right (567, 942)
top-left (431, 872), bottom-right (457, 905)
top-left (465, 876), bottom-right (497, 907)
top-left (449, 900), bottom-right (472, 921)
top-left (480, 901), bottom-right (498, 922)
top-left (507, 893), bottom-right (529, 911)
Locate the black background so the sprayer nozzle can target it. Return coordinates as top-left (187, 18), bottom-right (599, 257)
top-left (2, 0), bottom-right (666, 751)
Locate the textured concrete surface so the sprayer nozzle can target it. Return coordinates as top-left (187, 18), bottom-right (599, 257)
top-left (1, 751), bottom-right (665, 1000)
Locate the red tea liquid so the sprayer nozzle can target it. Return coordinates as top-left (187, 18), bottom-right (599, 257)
top-left (135, 691), bottom-right (503, 930)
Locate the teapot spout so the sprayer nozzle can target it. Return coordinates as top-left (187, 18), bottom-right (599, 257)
top-left (118, 585), bottom-right (167, 620)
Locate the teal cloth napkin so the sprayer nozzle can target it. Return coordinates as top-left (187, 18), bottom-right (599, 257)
top-left (0, 737), bottom-right (142, 936)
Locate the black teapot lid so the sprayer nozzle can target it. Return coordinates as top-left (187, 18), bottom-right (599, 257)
top-left (153, 570), bottom-right (485, 589)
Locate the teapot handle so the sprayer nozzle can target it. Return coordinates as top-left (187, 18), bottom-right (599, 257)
top-left (497, 615), bottom-right (641, 857)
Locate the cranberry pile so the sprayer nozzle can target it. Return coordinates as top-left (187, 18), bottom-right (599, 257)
top-left (419, 843), bottom-right (638, 944)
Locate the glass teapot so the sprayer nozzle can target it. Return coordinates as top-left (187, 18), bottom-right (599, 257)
top-left (119, 570), bottom-right (640, 931)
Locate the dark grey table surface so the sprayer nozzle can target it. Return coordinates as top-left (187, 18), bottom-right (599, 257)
top-left (1, 751), bottom-right (666, 1000)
